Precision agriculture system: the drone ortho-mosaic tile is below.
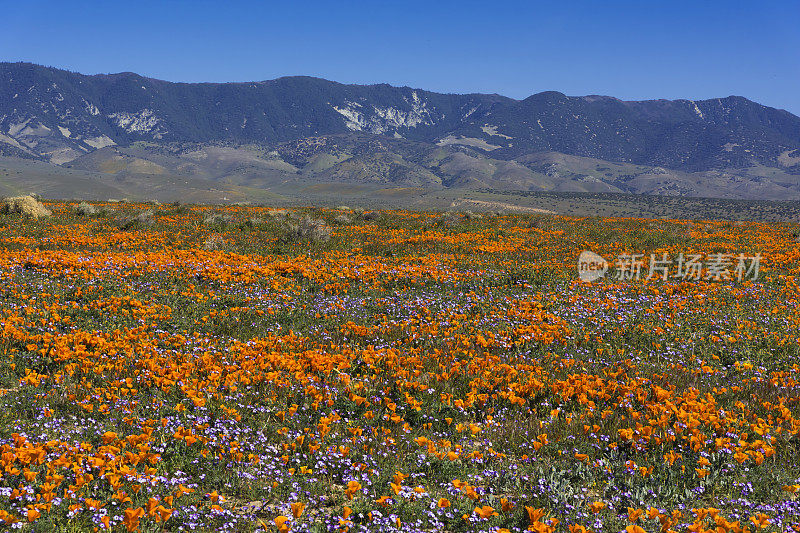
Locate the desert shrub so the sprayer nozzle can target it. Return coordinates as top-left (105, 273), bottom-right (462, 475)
top-left (1, 195), bottom-right (51, 219)
top-left (202, 212), bottom-right (234, 228)
top-left (280, 215), bottom-right (331, 243)
top-left (117, 210), bottom-right (155, 230)
top-left (433, 213), bottom-right (462, 228)
top-left (240, 217), bottom-right (265, 229)
top-left (74, 202), bottom-right (99, 216)
top-left (202, 234), bottom-right (227, 250)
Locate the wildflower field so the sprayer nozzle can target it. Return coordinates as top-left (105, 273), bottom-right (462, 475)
top-left (1, 202), bottom-right (800, 533)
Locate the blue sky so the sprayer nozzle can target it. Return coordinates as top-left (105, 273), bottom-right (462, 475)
top-left (3, 0), bottom-right (799, 115)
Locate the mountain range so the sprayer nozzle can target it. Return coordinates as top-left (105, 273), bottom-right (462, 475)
top-left (1, 61), bottom-right (799, 202)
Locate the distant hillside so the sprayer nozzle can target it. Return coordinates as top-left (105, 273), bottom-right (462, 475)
top-left (1, 62), bottom-right (799, 201)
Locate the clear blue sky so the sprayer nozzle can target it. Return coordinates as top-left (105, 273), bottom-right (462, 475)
top-left (3, 0), bottom-right (799, 115)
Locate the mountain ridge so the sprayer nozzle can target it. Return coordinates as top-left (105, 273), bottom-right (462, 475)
top-left (1, 62), bottom-right (799, 201)
top-left (9, 62), bottom-right (791, 111)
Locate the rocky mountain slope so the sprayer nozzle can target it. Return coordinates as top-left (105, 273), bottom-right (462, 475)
top-left (1, 62), bottom-right (799, 200)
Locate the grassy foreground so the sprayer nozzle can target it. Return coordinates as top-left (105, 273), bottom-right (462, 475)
top-left (1, 202), bottom-right (799, 532)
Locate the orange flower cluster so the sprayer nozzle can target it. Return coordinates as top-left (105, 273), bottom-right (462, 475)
top-left (0, 203), bottom-right (797, 531)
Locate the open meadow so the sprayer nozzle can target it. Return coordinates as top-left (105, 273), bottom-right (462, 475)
top-left (1, 202), bottom-right (800, 532)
